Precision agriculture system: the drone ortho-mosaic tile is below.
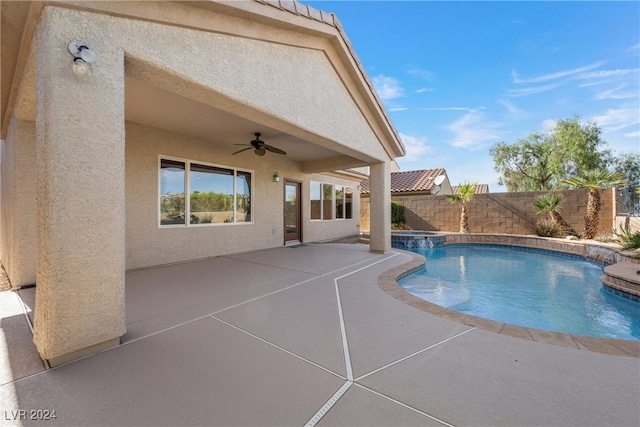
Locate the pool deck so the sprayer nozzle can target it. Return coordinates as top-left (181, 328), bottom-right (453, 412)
top-left (1, 243), bottom-right (639, 426)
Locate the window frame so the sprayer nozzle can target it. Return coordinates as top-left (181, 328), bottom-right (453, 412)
top-left (310, 181), bottom-right (322, 221)
top-left (158, 156), bottom-right (254, 228)
top-left (310, 181), bottom-right (355, 222)
top-left (335, 185), bottom-right (353, 220)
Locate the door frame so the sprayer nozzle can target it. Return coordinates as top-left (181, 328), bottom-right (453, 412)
top-left (283, 179), bottom-right (302, 245)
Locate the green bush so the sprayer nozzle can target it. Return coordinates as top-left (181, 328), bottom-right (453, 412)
top-left (535, 219), bottom-right (561, 237)
top-left (613, 227), bottom-right (640, 251)
top-left (391, 201), bottom-right (406, 227)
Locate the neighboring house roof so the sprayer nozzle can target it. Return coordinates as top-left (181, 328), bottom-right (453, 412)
top-left (360, 168), bottom-right (447, 194)
top-left (451, 184), bottom-right (490, 194)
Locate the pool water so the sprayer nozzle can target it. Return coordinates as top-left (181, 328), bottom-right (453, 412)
top-left (399, 244), bottom-right (640, 341)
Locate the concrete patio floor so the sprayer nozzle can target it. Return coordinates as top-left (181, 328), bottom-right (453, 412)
top-left (1, 243), bottom-right (639, 426)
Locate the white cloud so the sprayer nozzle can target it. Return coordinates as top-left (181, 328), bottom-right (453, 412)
top-left (422, 107), bottom-right (475, 111)
top-left (498, 98), bottom-right (524, 115)
top-left (415, 88), bottom-right (434, 93)
top-left (623, 130), bottom-right (640, 139)
top-left (541, 119), bottom-right (557, 132)
top-left (511, 61), bottom-right (604, 84)
top-left (590, 106), bottom-right (640, 132)
top-left (406, 67), bottom-right (434, 81)
top-left (372, 75), bottom-right (404, 100)
top-left (579, 80), bottom-right (615, 88)
top-left (506, 82), bottom-right (565, 97)
top-left (577, 68), bottom-right (639, 80)
top-left (448, 110), bottom-right (503, 149)
top-left (627, 43), bottom-right (640, 54)
top-left (389, 107), bottom-right (408, 112)
top-left (574, 67), bottom-right (639, 101)
top-left (399, 132), bottom-right (433, 162)
top-left (594, 84), bottom-right (638, 100)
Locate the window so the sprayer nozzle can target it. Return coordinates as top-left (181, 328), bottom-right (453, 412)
top-left (310, 181), bottom-right (321, 220)
top-left (236, 171), bottom-right (252, 222)
top-left (311, 181), bottom-right (354, 221)
top-left (322, 183), bottom-right (334, 220)
top-left (335, 186), bottom-right (354, 220)
top-left (160, 159), bottom-right (186, 225)
top-left (311, 181), bottom-right (333, 220)
top-left (159, 157), bottom-right (252, 226)
top-left (345, 187), bottom-right (353, 219)
top-left (335, 186), bottom-right (344, 219)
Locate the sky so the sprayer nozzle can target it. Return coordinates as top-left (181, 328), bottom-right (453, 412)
top-left (305, 1), bottom-right (640, 192)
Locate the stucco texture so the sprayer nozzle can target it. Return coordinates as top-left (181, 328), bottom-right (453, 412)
top-left (125, 123), bottom-right (360, 270)
top-left (32, 8), bottom-right (127, 360)
top-left (1, 117), bottom-right (36, 288)
top-left (3, 1), bottom-right (390, 363)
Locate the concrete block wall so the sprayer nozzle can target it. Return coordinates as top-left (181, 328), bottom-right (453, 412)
top-left (361, 188), bottom-right (616, 236)
top-left (614, 216), bottom-right (640, 233)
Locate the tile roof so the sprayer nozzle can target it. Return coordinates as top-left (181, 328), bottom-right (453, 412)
top-left (451, 184), bottom-right (490, 194)
top-left (360, 168), bottom-right (447, 194)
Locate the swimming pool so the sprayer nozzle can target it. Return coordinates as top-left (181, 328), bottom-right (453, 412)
top-left (399, 244), bottom-right (640, 341)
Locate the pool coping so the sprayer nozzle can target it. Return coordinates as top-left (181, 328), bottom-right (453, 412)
top-left (380, 249), bottom-right (640, 358)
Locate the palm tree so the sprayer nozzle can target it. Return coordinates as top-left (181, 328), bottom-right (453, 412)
top-left (446, 182), bottom-right (476, 233)
top-left (562, 170), bottom-right (626, 239)
top-left (533, 192), bottom-right (577, 237)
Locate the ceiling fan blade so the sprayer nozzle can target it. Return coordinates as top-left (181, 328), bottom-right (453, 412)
top-left (232, 146), bottom-right (253, 155)
top-left (233, 143), bottom-right (252, 146)
top-left (264, 145), bottom-right (286, 155)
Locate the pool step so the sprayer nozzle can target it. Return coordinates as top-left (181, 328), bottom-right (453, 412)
top-left (601, 262), bottom-right (640, 301)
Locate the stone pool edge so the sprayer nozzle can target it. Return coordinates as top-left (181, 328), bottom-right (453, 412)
top-left (379, 248), bottom-right (640, 358)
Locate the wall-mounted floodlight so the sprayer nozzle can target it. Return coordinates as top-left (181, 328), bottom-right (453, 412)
top-left (68, 41), bottom-right (97, 77)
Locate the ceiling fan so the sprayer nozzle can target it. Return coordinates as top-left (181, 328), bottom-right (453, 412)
top-left (232, 133), bottom-right (287, 157)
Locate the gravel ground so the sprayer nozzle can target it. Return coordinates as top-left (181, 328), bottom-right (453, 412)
top-left (0, 262), bottom-right (11, 292)
top-left (317, 235), bottom-right (362, 244)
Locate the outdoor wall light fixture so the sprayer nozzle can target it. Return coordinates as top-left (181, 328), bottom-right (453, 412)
top-left (273, 172), bottom-right (281, 182)
top-left (68, 41), bottom-right (97, 77)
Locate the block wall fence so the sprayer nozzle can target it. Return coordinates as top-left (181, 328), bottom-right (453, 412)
top-left (360, 188), bottom-right (616, 235)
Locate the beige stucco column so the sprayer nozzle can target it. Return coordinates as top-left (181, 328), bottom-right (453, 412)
top-left (369, 161), bottom-right (391, 253)
top-left (1, 118), bottom-right (37, 288)
top-left (33, 9), bottom-right (126, 366)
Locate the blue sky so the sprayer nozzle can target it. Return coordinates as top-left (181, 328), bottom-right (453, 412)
top-left (306, 1), bottom-right (640, 191)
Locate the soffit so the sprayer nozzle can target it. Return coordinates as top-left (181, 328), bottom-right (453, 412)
top-left (125, 76), bottom-right (340, 163)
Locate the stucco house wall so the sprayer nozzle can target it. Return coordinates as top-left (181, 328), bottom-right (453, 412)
top-left (1, 1), bottom-right (402, 365)
top-left (125, 122), bottom-right (360, 270)
top-left (0, 118), bottom-right (37, 287)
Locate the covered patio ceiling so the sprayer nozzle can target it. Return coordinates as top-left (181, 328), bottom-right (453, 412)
top-left (125, 76), bottom-right (369, 168)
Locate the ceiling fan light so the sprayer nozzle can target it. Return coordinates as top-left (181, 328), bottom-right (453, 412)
top-left (255, 148), bottom-right (266, 156)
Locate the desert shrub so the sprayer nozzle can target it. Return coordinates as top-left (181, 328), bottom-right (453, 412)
top-left (391, 201), bottom-right (406, 227)
top-left (535, 219), bottom-right (561, 238)
top-left (612, 227), bottom-right (640, 251)
top-left (595, 233), bottom-right (617, 243)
